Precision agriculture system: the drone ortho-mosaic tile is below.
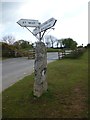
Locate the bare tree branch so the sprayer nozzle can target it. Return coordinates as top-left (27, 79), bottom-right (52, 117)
top-left (2, 35), bottom-right (15, 44)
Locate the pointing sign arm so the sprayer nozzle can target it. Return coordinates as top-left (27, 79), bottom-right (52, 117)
top-left (17, 19), bottom-right (39, 27)
top-left (17, 17), bottom-right (57, 35)
top-left (40, 17), bottom-right (57, 32)
top-left (33, 17), bottom-right (57, 35)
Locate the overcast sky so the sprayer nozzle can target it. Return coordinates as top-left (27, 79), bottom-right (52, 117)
top-left (0, 0), bottom-right (89, 46)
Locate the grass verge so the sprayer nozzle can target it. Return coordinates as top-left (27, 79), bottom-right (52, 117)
top-left (47, 48), bottom-right (60, 52)
top-left (2, 51), bottom-right (88, 118)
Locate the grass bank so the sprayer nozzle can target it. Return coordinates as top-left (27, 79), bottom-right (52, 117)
top-left (47, 48), bottom-right (60, 52)
top-left (2, 51), bottom-right (88, 118)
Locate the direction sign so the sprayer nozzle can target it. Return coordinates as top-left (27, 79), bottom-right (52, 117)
top-left (40, 17), bottom-right (57, 32)
top-left (33, 17), bottom-right (57, 35)
top-left (33, 27), bottom-right (40, 35)
top-left (17, 19), bottom-right (39, 27)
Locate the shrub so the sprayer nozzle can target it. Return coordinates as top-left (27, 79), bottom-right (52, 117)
top-left (63, 48), bottom-right (85, 59)
top-left (2, 43), bottom-right (16, 58)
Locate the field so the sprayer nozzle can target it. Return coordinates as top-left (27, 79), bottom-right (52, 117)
top-left (2, 50), bottom-right (88, 118)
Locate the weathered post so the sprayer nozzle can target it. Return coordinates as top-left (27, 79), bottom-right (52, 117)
top-left (33, 42), bottom-right (47, 97)
top-left (17, 17), bottom-right (57, 97)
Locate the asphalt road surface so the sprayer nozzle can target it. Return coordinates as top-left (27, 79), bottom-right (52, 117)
top-left (2, 52), bottom-right (58, 92)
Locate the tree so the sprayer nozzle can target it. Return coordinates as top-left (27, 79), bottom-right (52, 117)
top-left (2, 42), bottom-right (16, 58)
top-left (62, 38), bottom-right (77, 49)
top-left (2, 35), bottom-right (15, 44)
top-left (14, 40), bottom-right (33, 49)
top-left (87, 43), bottom-right (90, 48)
top-left (45, 35), bottom-right (56, 48)
top-left (45, 37), bottom-right (51, 48)
top-left (56, 39), bottom-right (64, 48)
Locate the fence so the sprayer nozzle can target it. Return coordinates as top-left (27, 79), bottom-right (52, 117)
top-left (28, 50), bottom-right (35, 59)
top-left (58, 50), bottom-right (72, 59)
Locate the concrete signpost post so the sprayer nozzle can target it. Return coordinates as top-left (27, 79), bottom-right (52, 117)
top-left (17, 17), bottom-right (57, 97)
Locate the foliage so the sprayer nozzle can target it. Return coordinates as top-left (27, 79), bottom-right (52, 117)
top-left (2, 42), bottom-right (16, 58)
top-left (63, 48), bottom-right (86, 59)
top-left (86, 43), bottom-right (90, 48)
top-left (14, 40), bottom-right (33, 50)
top-left (45, 35), bottom-right (57, 48)
top-left (56, 39), bottom-right (63, 48)
top-left (62, 38), bottom-right (77, 50)
top-left (2, 39), bottom-right (34, 58)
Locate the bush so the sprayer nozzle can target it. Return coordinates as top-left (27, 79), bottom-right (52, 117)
top-left (2, 43), bottom-right (16, 58)
top-left (2, 42), bottom-right (33, 58)
top-left (63, 48), bottom-right (85, 59)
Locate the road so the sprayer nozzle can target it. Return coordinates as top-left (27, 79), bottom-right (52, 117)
top-left (2, 52), bottom-right (58, 92)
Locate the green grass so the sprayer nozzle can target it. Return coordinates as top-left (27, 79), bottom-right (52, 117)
top-left (2, 51), bottom-right (88, 118)
top-left (47, 48), bottom-right (60, 52)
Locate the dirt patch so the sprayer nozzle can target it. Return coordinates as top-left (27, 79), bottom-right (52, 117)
top-left (64, 84), bottom-right (88, 118)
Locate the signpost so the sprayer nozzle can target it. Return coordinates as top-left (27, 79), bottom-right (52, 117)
top-left (40, 17), bottom-right (57, 32)
top-left (33, 17), bottom-right (57, 35)
top-left (17, 19), bottom-right (39, 27)
top-left (33, 27), bottom-right (40, 36)
top-left (17, 17), bottom-right (57, 97)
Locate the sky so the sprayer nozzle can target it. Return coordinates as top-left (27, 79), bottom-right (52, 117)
top-left (0, 0), bottom-right (89, 46)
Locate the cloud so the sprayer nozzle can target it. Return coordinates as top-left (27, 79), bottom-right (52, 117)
top-left (2, 2), bottom-right (23, 23)
top-left (0, 0), bottom-right (88, 45)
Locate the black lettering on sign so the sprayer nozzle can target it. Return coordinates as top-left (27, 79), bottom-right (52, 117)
top-left (49, 18), bottom-right (53, 22)
top-left (28, 22), bottom-right (31, 24)
top-left (22, 21), bottom-right (26, 24)
top-left (28, 22), bottom-right (35, 24)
